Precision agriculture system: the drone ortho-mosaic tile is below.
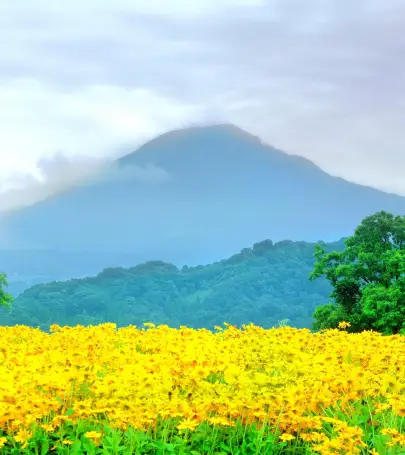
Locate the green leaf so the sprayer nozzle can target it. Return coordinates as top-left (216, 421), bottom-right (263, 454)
top-left (40, 439), bottom-right (50, 455)
top-left (372, 434), bottom-right (389, 455)
top-left (71, 440), bottom-right (83, 455)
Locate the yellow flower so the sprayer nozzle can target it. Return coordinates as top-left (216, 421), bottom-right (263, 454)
top-left (14, 428), bottom-right (32, 444)
top-left (41, 423), bottom-right (54, 432)
top-left (0, 437), bottom-right (7, 448)
top-left (49, 324), bottom-right (62, 332)
top-left (279, 433), bottom-right (295, 442)
top-left (177, 418), bottom-right (200, 432)
top-left (208, 416), bottom-right (235, 426)
top-left (0, 320), bottom-right (405, 448)
top-left (84, 431), bottom-right (102, 440)
top-left (338, 321), bottom-right (351, 329)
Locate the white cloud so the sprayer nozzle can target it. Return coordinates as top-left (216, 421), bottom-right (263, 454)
top-left (0, 0), bottom-right (405, 208)
top-left (0, 152), bottom-right (173, 213)
top-left (0, 78), bottom-right (201, 182)
top-left (0, 154), bottom-right (107, 212)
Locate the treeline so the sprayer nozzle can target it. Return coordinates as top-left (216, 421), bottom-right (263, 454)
top-left (0, 239), bottom-right (345, 331)
top-left (0, 250), bottom-right (145, 297)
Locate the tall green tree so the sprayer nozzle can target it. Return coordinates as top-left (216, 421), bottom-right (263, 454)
top-left (310, 211), bottom-right (405, 334)
top-left (0, 273), bottom-right (13, 308)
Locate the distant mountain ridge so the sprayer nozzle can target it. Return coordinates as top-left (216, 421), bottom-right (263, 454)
top-left (0, 124), bottom-right (404, 266)
top-left (0, 238), bottom-right (345, 330)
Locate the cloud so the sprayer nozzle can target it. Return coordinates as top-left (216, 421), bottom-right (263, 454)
top-left (0, 152), bottom-right (173, 213)
top-left (0, 79), bottom-right (201, 180)
top-left (0, 0), bottom-right (405, 207)
top-left (0, 154), bottom-right (107, 212)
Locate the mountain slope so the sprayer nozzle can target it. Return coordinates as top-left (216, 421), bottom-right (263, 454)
top-left (1, 124), bottom-right (404, 265)
top-left (0, 238), bottom-right (345, 330)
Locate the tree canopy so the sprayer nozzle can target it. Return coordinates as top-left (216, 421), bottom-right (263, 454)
top-left (310, 211), bottom-right (405, 334)
top-left (0, 273), bottom-right (13, 308)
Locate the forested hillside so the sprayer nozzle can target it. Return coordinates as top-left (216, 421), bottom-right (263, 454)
top-left (0, 249), bottom-right (146, 296)
top-left (0, 238), bottom-right (345, 330)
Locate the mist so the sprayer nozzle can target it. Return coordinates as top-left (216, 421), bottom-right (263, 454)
top-left (0, 154), bottom-right (109, 213)
top-left (0, 148), bottom-right (177, 214)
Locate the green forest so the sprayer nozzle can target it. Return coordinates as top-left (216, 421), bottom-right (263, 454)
top-left (1, 210), bottom-right (404, 335)
top-left (0, 238), bottom-right (344, 331)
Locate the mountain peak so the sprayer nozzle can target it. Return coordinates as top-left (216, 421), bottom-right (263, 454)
top-left (151, 123), bottom-right (258, 140)
top-left (2, 124), bottom-right (404, 264)
top-left (118, 123), bottom-right (265, 167)
top-left (116, 123), bottom-right (328, 181)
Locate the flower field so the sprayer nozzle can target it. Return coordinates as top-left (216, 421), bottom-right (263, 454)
top-left (1, 322), bottom-right (405, 454)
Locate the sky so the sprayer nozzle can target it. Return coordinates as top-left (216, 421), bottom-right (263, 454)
top-left (1, 0), bottom-right (405, 211)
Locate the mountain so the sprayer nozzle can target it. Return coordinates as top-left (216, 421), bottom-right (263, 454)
top-left (0, 238), bottom-right (345, 331)
top-left (1, 124), bottom-right (404, 266)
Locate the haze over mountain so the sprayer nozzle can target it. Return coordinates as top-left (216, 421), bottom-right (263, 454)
top-left (1, 124), bottom-right (404, 266)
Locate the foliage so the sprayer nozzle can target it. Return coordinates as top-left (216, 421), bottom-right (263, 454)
top-left (0, 239), bottom-right (345, 331)
top-left (310, 210), bottom-right (405, 334)
top-left (0, 249), bottom-right (144, 297)
top-left (1, 323), bottom-right (405, 453)
top-left (311, 303), bottom-right (348, 332)
top-left (0, 272), bottom-right (13, 308)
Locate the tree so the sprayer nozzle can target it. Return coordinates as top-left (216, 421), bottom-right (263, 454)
top-left (310, 211), bottom-right (405, 334)
top-left (361, 249), bottom-right (405, 334)
top-left (312, 303), bottom-right (348, 332)
top-left (0, 273), bottom-right (13, 308)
